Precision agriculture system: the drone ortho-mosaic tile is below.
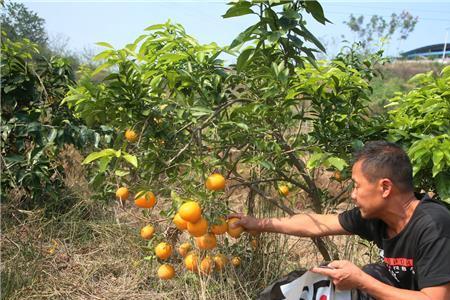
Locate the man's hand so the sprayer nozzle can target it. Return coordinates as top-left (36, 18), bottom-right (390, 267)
top-left (227, 213), bottom-right (262, 232)
top-left (310, 260), bottom-right (365, 290)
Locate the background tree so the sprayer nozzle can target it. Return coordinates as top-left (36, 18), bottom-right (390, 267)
top-left (0, 1), bottom-right (48, 46)
top-left (344, 11), bottom-right (418, 54)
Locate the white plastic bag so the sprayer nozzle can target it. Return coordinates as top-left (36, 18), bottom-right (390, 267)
top-left (280, 271), bottom-right (352, 300)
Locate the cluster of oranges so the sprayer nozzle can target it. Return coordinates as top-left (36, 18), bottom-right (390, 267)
top-left (116, 187), bottom-right (157, 209)
top-left (153, 173), bottom-right (247, 279)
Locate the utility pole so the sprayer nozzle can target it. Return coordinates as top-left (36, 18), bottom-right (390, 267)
top-left (442, 27), bottom-right (449, 63)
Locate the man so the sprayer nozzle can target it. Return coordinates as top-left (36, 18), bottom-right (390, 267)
top-left (230, 141), bottom-right (450, 299)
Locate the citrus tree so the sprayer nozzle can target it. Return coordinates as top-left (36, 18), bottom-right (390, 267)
top-left (386, 66), bottom-right (450, 204)
top-left (64, 0), bottom-right (384, 263)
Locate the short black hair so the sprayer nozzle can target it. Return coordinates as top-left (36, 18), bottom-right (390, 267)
top-left (353, 141), bottom-right (414, 192)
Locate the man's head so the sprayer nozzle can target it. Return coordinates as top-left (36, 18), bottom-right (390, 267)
top-left (351, 141), bottom-right (414, 218)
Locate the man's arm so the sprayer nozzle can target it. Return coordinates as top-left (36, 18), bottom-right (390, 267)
top-left (311, 260), bottom-right (450, 300)
top-left (229, 213), bottom-right (350, 237)
top-left (361, 274), bottom-right (450, 300)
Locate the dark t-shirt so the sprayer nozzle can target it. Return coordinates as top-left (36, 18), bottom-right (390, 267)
top-left (338, 196), bottom-right (450, 290)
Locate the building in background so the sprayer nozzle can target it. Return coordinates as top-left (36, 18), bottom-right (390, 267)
top-left (401, 43), bottom-right (449, 60)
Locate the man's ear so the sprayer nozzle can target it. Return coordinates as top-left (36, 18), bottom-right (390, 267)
top-left (380, 178), bottom-right (393, 198)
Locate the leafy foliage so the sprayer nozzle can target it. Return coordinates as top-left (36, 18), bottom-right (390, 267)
top-left (1, 32), bottom-right (111, 212)
top-left (386, 66), bottom-right (450, 203)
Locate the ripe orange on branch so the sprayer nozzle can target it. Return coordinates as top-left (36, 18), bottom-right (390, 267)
top-left (134, 191), bottom-right (156, 208)
top-left (157, 264), bottom-right (175, 280)
top-left (178, 242), bottom-right (191, 257)
top-left (173, 213), bottom-right (188, 230)
top-left (200, 256), bottom-right (214, 274)
top-left (184, 252), bottom-right (199, 272)
top-left (178, 201), bottom-right (202, 223)
top-left (210, 217), bottom-right (228, 235)
top-left (140, 224), bottom-right (155, 240)
top-left (124, 129), bottom-right (138, 142)
top-left (227, 218), bottom-right (244, 238)
top-left (231, 256), bottom-right (241, 267)
top-left (115, 187), bottom-right (129, 201)
top-left (195, 233), bottom-right (217, 250)
top-left (214, 254), bottom-right (228, 271)
top-left (278, 185), bottom-right (289, 197)
top-left (187, 217), bottom-right (208, 237)
top-left (205, 173), bottom-right (226, 191)
top-left (155, 242), bottom-right (172, 260)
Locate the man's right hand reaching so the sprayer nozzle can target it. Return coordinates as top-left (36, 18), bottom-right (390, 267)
top-left (227, 213), bottom-right (263, 233)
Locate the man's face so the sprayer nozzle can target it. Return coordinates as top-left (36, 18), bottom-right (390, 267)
top-left (351, 160), bottom-right (385, 219)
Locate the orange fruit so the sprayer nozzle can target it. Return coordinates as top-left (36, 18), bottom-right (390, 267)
top-left (178, 201), bottom-right (202, 223)
top-left (125, 129), bottom-right (138, 142)
top-left (231, 256), bottom-right (241, 267)
top-left (227, 218), bottom-right (244, 238)
top-left (195, 233), bottom-right (217, 250)
top-left (187, 217), bottom-right (208, 237)
top-left (157, 264), bottom-right (175, 280)
top-left (200, 256), bottom-right (213, 274)
top-left (140, 225), bottom-right (155, 240)
top-left (278, 185), bottom-right (289, 197)
top-left (184, 252), bottom-right (199, 272)
top-left (205, 173), bottom-right (226, 191)
top-left (155, 242), bottom-right (172, 260)
top-left (210, 218), bottom-right (228, 235)
top-left (115, 187), bottom-right (129, 201)
top-left (178, 242), bottom-right (191, 257)
top-left (214, 254), bottom-right (228, 271)
top-left (134, 191), bottom-right (156, 208)
top-left (250, 239), bottom-right (258, 250)
top-left (173, 213), bottom-right (188, 231)
top-left (334, 170), bottom-right (342, 181)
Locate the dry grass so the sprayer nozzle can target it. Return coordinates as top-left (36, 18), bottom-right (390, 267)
top-left (1, 197), bottom-right (302, 300)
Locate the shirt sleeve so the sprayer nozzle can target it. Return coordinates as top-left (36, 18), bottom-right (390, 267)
top-left (338, 208), bottom-right (382, 244)
top-left (415, 236), bottom-right (450, 289)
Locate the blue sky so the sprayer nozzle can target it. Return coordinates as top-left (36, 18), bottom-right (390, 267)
top-left (19, 1), bottom-right (450, 62)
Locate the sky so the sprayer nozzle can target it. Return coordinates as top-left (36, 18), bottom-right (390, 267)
top-left (15, 1), bottom-right (450, 63)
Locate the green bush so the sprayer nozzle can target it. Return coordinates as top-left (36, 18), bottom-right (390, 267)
top-left (386, 66), bottom-right (450, 203)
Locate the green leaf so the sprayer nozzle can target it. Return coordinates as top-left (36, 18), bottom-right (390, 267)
top-left (47, 128), bottom-right (57, 143)
top-left (303, 0), bottom-right (329, 25)
top-left (326, 156), bottom-right (348, 171)
top-left (96, 42), bottom-right (114, 49)
top-left (229, 22), bottom-right (260, 49)
top-left (236, 48), bottom-right (254, 71)
top-left (115, 170), bottom-right (130, 177)
top-left (432, 150), bottom-right (444, 166)
top-left (92, 61), bottom-right (113, 76)
top-left (150, 74), bottom-right (163, 90)
top-left (144, 24), bottom-right (166, 31)
top-left (222, 2), bottom-right (253, 18)
top-left (159, 53), bottom-right (188, 63)
top-left (93, 50), bottom-right (114, 61)
top-left (191, 106), bottom-right (213, 117)
top-left (83, 149), bottom-right (117, 165)
top-left (122, 152), bottom-right (138, 168)
top-left (307, 152), bottom-right (326, 169)
top-left (170, 190), bottom-right (184, 207)
top-left (98, 156), bottom-right (112, 173)
top-left (436, 172), bottom-right (450, 204)
top-left (260, 160), bottom-right (275, 170)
